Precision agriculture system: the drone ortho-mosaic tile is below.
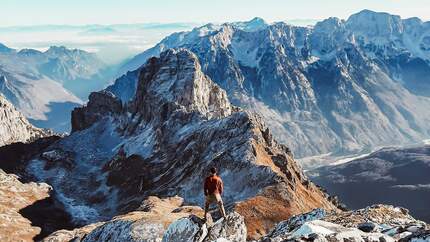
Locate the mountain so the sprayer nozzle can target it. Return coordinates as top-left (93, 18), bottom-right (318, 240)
top-left (115, 10), bottom-right (430, 159)
top-left (0, 44), bottom-right (111, 132)
top-left (13, 49), bottom-right (338, 240)
top-left (0, 94), bottom-right (50, 146)
top-left (309, 145), bottom-right (430, 223)
top-left (40, 46), bottom-right (110, 98)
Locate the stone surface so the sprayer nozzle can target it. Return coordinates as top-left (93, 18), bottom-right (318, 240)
top-left (260, 204), bottom-right (430, 242)
top-left (43, 196), bottom-right (206, 242)
top-left (0, 169), bottom-right (51, 242)
top-left (0, 94), bottom-right (51, 147)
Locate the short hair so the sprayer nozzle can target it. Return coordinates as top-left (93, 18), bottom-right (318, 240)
top-left (210, 167), bottom-right (217, 174)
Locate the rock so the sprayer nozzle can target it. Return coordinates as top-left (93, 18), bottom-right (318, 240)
top-left (71, 90), bottom-right (122, 132)
top-left (260, 204), bottom-right (430, 242)
top-left (162, 215), bottom-right (206, 242)
top-left (262, 208), bottom-right (326, 240)
top-left (263, 219), bottom-right (394, 242)
top-left (0, 169), bottom-right (51, 242)
top-left (358, 222), bottom-right (376, 232)
top-left (0, 94), bottom-right (51, 147)
top-left (81, 218), bottom-right (166, 242)
top-left (204, 212), bottom-right (247, 242)
top-left (400, 229), bottom-right (430, 241)
top-left (42, 196), bottom-right (206, 242)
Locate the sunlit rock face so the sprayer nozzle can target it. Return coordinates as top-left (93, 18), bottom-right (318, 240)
top-left (0, 169), bottom-right (51, 242)
top-left (0, 94), bottom-right (50, 147)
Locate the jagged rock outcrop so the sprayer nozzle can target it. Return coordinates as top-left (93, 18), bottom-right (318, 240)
top-left (0, 169), bottom-right (51, 242)
top-left (42, 196), bottom-right (206, 242)
top-left (260, 204), bottom-right (430, 241)
top-left (0, 94), bottom-right (51, 147)
top-left (43, 207), bottom-right (246, 242)
top-left (24, 49), bottom-right (337, 240)
top-left (71, 90), bottom-right (123, 132)
top-left (163, 212), bottom-right (247, 242)
top-left (115, 10), bottom-right (430, 159)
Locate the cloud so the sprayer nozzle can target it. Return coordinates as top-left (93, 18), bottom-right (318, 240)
top-left (391, 184), bottom-right (430, 191)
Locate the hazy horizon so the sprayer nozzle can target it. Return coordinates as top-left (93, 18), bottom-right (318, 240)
top-left (1, 4), bottom-right (429, 65)
top-left (2, 0), bottom-right (430, 27)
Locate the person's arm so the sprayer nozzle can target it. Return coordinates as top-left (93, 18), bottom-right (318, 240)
top-left (219, 179), bottom-right (224, 194)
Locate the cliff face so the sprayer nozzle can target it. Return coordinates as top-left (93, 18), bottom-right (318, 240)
top-left (0, 94), bottom-right (50, 147)
top-left (27, 49), bottom-right (336, 240)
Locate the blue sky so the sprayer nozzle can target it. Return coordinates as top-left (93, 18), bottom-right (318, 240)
top-left (1, 0), bottom-right (429, 26)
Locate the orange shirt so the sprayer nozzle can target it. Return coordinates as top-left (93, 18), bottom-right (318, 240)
top-left (204, 175), bottom-right (223, 195)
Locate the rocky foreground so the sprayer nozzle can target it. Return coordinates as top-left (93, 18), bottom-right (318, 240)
top-left (40, 200), bottom-right (429, 242)
top-left (0, 169), bottom-right (50, 241)
top-left (1, 168), bottom-right (429, 241)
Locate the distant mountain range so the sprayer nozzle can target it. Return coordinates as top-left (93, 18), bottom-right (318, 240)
top-left (112, 10), bottom-right (430, 158)
top-left (0, 44), bottom-right (111, 132)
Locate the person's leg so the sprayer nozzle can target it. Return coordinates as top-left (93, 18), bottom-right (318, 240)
top-left (218, 201), bottom-right (226, 218)
top-left (216, 194), bottom-right (227, 218)
top-left (204, 197), bottom-right (210, 220)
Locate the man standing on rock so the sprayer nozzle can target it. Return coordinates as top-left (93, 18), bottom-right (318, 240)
top-left (204, 167), bottom-right (227, 220)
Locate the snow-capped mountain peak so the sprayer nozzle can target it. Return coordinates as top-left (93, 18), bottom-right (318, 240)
top-left (232, 17), bottom-right (269, 32)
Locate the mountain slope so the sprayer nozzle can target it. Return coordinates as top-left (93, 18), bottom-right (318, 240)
top-left (24, 49), bottom-right (337, 239)
top-left (0, 94), bottom-right (50, 146)
top-left (0, 44), bottom-right (111, 132)
top-left (309, 145), bottom-right (430, 223)
top-left (115, 10), bottom-right (430, 159)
